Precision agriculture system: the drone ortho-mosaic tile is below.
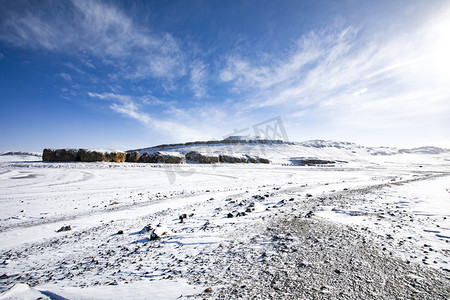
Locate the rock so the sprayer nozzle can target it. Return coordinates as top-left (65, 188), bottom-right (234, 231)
top-left (126, 151), bottom-right (140, 162)
top-left (56, 225), bottom-right (72, 232)
top-left (204, 287), bottom-right (213, 293)
top-left (258, 157), bottom-right (270, 164)
top-left (79, 149), bottom-right (125, 162)
top-left (306, 193), bottom-right (313, 198)
top-left (106, 151), bottom-right (126, 162)
top-left (117, 230), bottom-right (124, 235)
top-left (150, 226), bottom-right (170, 240)
top-left (219, 154), bottom-right (248, 163)
top-left (179, 213), bottom-right (188, 223)
top-left (227, 211), bottom-right (245, 218)
top-left (219, 154), bottom-right (233, 163)
top-left (227, 211), bottom-right (241, 218)
top-left (246, 155), bottom-right (258, 163)
top-left (239, 156), bottom-right (249, 163)
top-left (139, 152), bottom-right (151, 163)
top-left (44, 149), bottom-right (125, 162)
top-left (42, 149), bottom-right (56, 161)
top-left (139, 224), bottom-right (154, 234)
top-left (139, 152), bottom-right (185, 163)
top-left (305, 211), bottom-right (314, 218)
top-left (54, 149), bottom-right (80, 161)
top-left (152, 152), bottom-right (186, 164)
top-left (186, 151), bottom-right (219, 164)
top-left (79, 149), bottom-right (106, 162)
top-left (238, 200), bottom-right (247, 206)
top-left (290, 158), bottom-right (336, 166)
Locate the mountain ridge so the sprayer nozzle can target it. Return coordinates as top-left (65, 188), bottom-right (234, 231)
top-left (128, 138), bottom-right (450, 156)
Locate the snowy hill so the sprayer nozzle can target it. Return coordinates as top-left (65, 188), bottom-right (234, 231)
top-left (0, 151), bottom-right (41, 157)
top-left (1, 139), bottom-right (450, 299)
top-left (128, 138), bottom-right (450, 165)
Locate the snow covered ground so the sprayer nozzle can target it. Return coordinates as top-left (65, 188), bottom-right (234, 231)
top-left (0, 144), bottom-right (449, 299)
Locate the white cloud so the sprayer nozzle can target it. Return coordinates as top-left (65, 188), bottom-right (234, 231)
top-left (0, 0), bottom-right (185, 81)
top-left (190, 61), bottom-right (208, 98)
top-left (88, 92), bottom-right (132, 103)
top-left (219, 28), bottom-right (354, 94)
top-left (59, 73), bottom-right (72, 81)
top-left (88, 91), bottom-right (211, 142)
top-left (110, 102), bottom-right (151, 125)
top-left (353, 88), bottom-right (367, 96)
top-left (220, 10), bottom-right (450, 142)
top-left (88, 92), bottom-right (165, 106)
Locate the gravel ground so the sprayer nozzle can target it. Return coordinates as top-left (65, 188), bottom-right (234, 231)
top-left (188, 216), bottom-right (450, 299)
top-left (184, 175), bottom-right (450, 299)
top-left (1, 172), bottom-right (449, 299)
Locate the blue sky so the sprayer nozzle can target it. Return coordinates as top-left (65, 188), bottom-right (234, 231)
top-left (1, 0), bottom-right (449, 151)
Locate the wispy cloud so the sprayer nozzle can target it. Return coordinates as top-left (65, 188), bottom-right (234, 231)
top-left (220, 10), bottom-right (450, 136)
top-left (110, 101), bottom-right (152, 125)
top-left (88, 92), bottom-right (133, 103)
top-left (2, 1), bottom-right (449, 147)
top-left (88, 92), bottom-right (165, 107)
top-left (59, 73), bottom-right (72, 81)
top-left (189, 61), bottom-right (208, 98)
top-left (88, 92), bottom-right (211, 142)
top-left (0, 0), bottom-right (185, 81)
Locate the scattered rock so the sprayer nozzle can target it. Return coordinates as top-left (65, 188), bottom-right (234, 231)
top-left (200, 221), bottom-right (210, 230)
top-left (246, 155), bottom-right (258, 163)
top-left (152, 152), bottom-right (186, 164)
top-left (139, 224), bottom-right (154, 234)
top-left (139, 152), bottom-right (151, 163)
top-left (44, 148), bottom-right (125, 162)
top-left (290, 158), bottom-right (336, 166)
top-left (150, 226), bottom-right (170, 240)
top-left (55, 149), bottom-right (80, 162)
top-left (227, 211), bottom-right (241, 218)
top-left (79, 149), bottom-right (105, 162)
top-left (125, 151), bottom-right (140, 162)
top-left (179, 213), bottom-right (188, 223)
top-left (186, 151), bottom-right (219, 164)
top-left (219, 154), bottom-right (248, 163)
top-left (258, 157), bottom-right (270, 164)
top-left (56, 225), bottom-right (72, 232)
top-left (42, 149), bottom-right (56, 161)
top-left (305, 211), bottom-right (314, 218)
